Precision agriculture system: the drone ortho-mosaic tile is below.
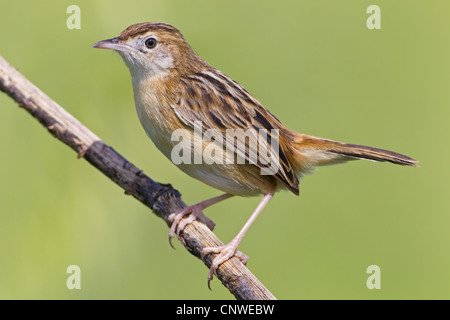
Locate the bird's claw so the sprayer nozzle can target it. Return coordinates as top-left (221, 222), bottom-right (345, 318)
top-left (201, 243), bottom-right (249, 289)
top-left (168, 204), bottom-right (215, 248)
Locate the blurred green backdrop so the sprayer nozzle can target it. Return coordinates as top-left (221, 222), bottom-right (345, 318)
top-left (0, 0), bottom-right (449, 299)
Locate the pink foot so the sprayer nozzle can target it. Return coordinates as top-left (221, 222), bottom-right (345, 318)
top-left (201, 241), bottom-right (249, 288)
top-left (168, 204), bottom-right (215, 248)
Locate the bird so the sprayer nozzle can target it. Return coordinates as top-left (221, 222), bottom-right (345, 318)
top-left (92, 22), bottom-right (418, 285)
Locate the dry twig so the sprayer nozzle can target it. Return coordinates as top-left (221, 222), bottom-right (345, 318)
top-left (0, 56), bottom-right (276, 300)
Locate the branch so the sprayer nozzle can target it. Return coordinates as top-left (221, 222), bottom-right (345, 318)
top-left (0, 56), bottom-right (276, 300)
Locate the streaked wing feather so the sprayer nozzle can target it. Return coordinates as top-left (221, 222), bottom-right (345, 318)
top-left (172, 69), bottom-right (299, 194)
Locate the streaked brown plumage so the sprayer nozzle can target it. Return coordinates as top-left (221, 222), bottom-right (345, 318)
top-left (93, 22), bottom-right (418, 285)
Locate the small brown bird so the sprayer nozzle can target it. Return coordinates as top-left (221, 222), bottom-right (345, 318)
top-left (92, 22), bottom-right (418, 285)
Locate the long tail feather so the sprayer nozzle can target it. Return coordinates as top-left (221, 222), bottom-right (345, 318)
top-left (286, 133), bottom-right (418, 173)
top-left (327, 143), bottom-right (418, 166)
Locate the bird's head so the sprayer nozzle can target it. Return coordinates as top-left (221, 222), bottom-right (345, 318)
top-left (92, 22), bottom-right (200, 79)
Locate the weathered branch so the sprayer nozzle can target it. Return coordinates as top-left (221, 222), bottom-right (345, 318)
top-left (0, 55), bottom-right (276, 300)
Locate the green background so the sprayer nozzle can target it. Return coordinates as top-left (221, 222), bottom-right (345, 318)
top-left (0, 0), bottom-right (448, 299)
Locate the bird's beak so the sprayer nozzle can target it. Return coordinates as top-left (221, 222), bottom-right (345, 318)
top-left (91, 38), bottom-right (129, 52)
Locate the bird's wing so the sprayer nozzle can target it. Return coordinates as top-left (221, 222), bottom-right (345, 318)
top-left (171, 70), bottom-right (299, 195)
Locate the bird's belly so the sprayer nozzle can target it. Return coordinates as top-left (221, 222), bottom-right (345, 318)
top-left (177, 162), bottom-right (265, 197)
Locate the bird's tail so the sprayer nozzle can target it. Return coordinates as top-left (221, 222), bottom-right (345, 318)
top-left (285, 132), bottom-right (418, 173)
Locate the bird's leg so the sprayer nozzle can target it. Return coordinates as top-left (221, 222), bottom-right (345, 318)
top-left (168, 193), bottom-right (233, 247)
top-left (202, 191), bottom-right (275, 287)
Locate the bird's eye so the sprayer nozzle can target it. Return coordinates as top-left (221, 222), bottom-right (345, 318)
top-left (145, 37), bottom-right (157, 49)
